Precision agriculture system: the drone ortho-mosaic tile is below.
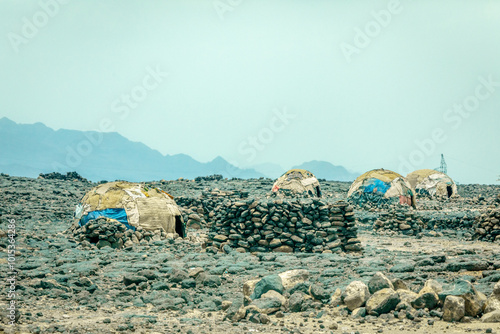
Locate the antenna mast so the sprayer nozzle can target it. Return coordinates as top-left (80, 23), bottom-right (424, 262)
top-left (435, 154), bottom-right (447, 174)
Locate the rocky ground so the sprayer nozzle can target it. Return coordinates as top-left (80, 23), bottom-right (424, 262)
top-left (0, 174), bottom-right (500, 333)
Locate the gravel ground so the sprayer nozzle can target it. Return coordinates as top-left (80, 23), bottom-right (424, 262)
top-left (0, 175), bottom-right (499, 333)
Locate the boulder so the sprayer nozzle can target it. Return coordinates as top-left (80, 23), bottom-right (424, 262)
top-left (439, 280), bottom-right (485, 317)
top-left (365, 288), bottom-right (400, 315)
top-left (397, 289), bottom-right (418, 304)
top-left (422, 279), bottom-right (443, 294)
top-left (442, 296), bottom-right (465, 322)
top-left (412, 291), bottom-right (439, 310)
top-left (392, 279), bottom-right (408, 291)
top-left (494, 281), bottom-right (500, 297)
top-left (261, 290), bottom-right (287, 307)
top-left (463, 290), bottom-right (487, 317)
top-left (351, 307), bottom-right (366, 318)
top-left (249, 275), bottom-right (284, 301)
top-left (251, 297), bottom-right (282, 315)
top-left (331, 288), bottom-right (342, 306)
top-left (484, 295), bottom-right (500, 313)
top-left (412, 280), bottom-right (442, 310)
top-left (343, 281), bottom-right (370, 311)
top-left (481, 310), bottom-right (500, 323)
top-left (309, 283), bottom-right (330, 302)
top-left (368, 272), bottom-right (394, 294)
top-left (243, 279), bottom-right (260, 305)
top-left (279, 269), bottom-right (310, 290)
top-left (289, 291), bottom-right (308, 312)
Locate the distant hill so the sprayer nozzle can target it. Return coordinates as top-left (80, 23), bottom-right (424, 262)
top-left (292, 160), bottom-right (359, 181)
top-left (0, 117), bottom-right (263, 181)
top-left (250, 163), bottom-right (286, 179)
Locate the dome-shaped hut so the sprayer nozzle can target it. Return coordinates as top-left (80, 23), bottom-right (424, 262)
top-left (271, 169), bottom-right (321, 197)
top-left (406, 169), bottom-right (457, 198)
top-left (347, 168), bottom-right (415, 207)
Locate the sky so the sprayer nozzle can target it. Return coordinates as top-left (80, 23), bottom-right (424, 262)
top-left (1, 0), bottom-right (499, 184)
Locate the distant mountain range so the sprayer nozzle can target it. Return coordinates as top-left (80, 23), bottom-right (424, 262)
top-left (0, 118), bottom-right (359, 182)
top-left (0, 117), bottom-right (262, 182)
top-left (250, 163), bottom-right (287, 179)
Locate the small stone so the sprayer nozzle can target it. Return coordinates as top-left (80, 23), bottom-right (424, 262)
top-left (123, 275), bottom-right (148, 286)
top-left (273, 245), bottom-right (293, 253)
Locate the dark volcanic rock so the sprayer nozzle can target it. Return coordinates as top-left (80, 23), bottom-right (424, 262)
top-left (250, 275), bottom-right (284, 300)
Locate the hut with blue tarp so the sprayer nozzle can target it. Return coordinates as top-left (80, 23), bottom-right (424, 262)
top-left (347, 168), bottom-right (416, 208)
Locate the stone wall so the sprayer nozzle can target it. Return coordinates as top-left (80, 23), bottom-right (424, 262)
top-left (473, 208), bottom-right (500, 242)
top-left (372, 209), bottom-right (424, 235)
top-left (206, 198), bottom-right (361, 253)
top-left (367, 209), bottom-right (477, 237)
top-left (176, 189), bottom-right (249, 228)
top-left (70, 218), bottom-right (173, 249)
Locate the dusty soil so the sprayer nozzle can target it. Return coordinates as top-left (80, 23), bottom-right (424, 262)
top-left (0, 175), bottom-right (499, 333)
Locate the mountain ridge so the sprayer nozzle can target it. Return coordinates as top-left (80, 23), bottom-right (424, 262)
top-left (0, 118), bottom-right (359, 182)
top-left (0, 118), bottom-right (263, 181)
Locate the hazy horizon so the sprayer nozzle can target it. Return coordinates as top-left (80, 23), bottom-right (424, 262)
top-left (1, 0), bottom-right (499, 184)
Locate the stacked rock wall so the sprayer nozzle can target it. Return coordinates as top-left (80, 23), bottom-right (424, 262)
top-left (207, 199), bottom-right (361, 253)
top-left (473, 209), bottom-right (500, 242)
top-left (370, 209), bottom-right (477, 236)
top-left (373, 210), bottom-right (424, 235)
top-left (176, 189), bottom-right (248, 228)
top-left (70, 218), bottom-right (173, 249)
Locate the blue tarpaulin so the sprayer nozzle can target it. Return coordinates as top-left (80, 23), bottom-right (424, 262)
top-left (363, 179), bottom-right (390, 194)
top-left (79, 208), bottom-right (136, 231)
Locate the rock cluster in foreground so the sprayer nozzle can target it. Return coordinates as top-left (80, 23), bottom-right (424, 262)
top-left (228, 270), bottom-right (500, 325)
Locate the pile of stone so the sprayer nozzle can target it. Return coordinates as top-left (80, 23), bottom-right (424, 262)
top-left (38, 171), bottom-right (88, 182)
top-left (473, 209), bottom-right (500, 242)
top-left (177, 189), bottom-right (250, 229)
top-left (373, 209), bottom-right (424, 236)
top-left (421, 211), bottom-right (477, 231)
top-left (458, 184), bottom-right (500, 199)
top-left (195, 174), bottom-right (223, 182)
top-left (206, 198), bottom-right (361, 253)
top-left (70, 218), bottom-right (178, 249)
top-left (339, 273), bottom-right (500, 323)
top-left (177, 199), bottom-right (209, 229)
top-left (348, 192), bottom-right (401, 209)
top-left (369, 209), bottom-right (478, 237)
top-left (226, 270), bottom-right (500, 324)
top-left (267, 189), bottom-right (318, 199)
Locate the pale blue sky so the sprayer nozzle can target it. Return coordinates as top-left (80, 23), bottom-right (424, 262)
top-left (1, 0), bottom-right (499, 183)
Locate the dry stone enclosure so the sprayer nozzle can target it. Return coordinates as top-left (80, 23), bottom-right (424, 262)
top-left (206, 199), bottom-right (361, 253)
